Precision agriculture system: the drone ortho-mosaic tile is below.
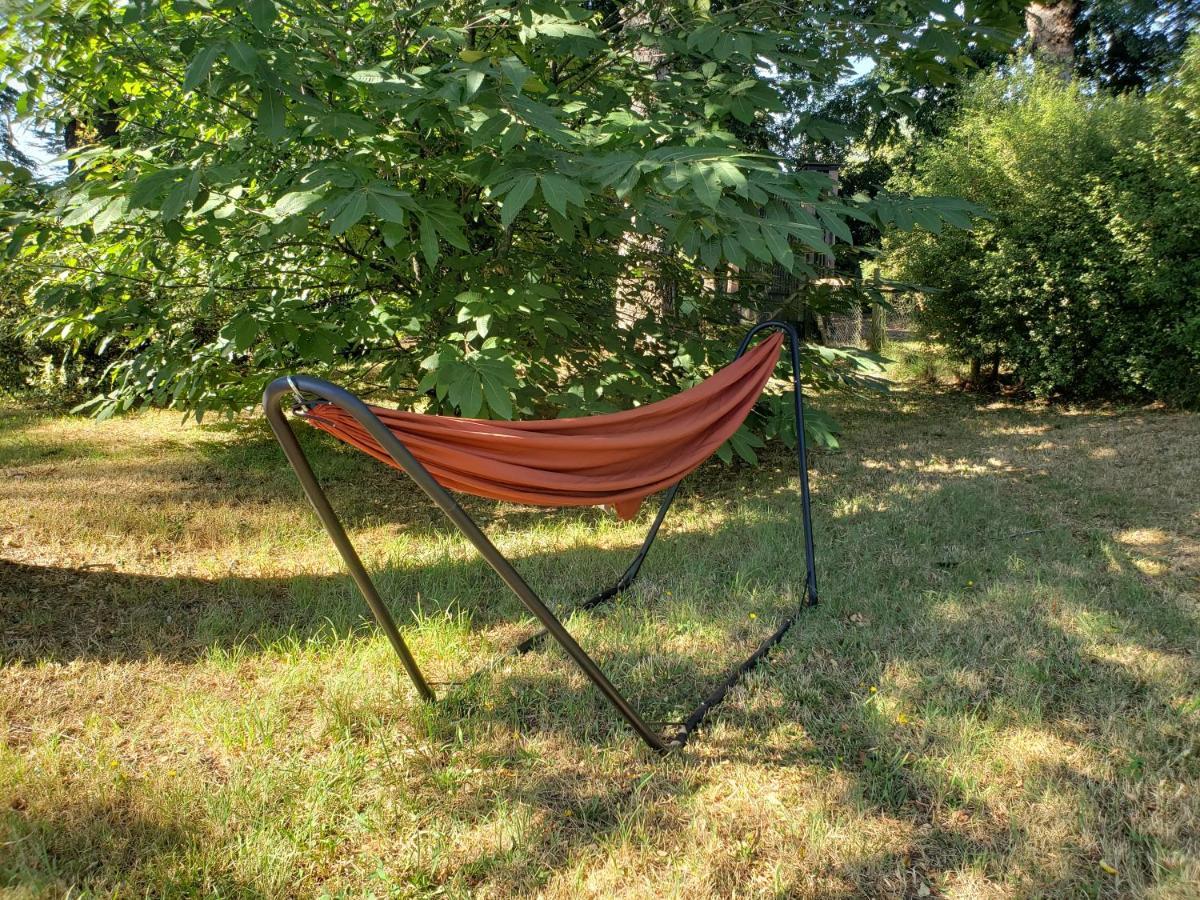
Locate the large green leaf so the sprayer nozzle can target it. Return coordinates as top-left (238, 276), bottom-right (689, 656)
top-left (182, 44), bottom-right (223, 92)
top-left (257, 90), bottom-right (286, 139)
top-left (499, 175), bottom-right (537, 227)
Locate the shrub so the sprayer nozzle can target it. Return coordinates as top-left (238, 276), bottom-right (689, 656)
top-left (885, 47), bottom-right (1200, 406)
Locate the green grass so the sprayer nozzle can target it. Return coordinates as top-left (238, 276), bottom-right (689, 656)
top-left (1, 343), bottom-right (1198, 897)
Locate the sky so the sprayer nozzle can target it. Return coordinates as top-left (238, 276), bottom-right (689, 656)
top-left (11, 118), bottom-right (66, 181)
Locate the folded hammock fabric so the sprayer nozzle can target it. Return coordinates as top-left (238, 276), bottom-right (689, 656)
top-left (300, 330), bottom-right (784, 520)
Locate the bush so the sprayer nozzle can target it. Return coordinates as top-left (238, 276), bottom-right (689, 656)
top-left (885, 46), bottom-right (1200, 407)
top-left (0, 169), bottom-right (113, 406)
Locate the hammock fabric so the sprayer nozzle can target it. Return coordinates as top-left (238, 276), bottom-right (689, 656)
top-left (300, 331), bottom-right (784, 520)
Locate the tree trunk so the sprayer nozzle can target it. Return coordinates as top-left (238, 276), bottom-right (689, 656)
top-left (1025, 0), bottom-right (1079, 70)
top-left (867, 303), bottom-right (887, 353)
top-left (866, 269), bottom-right (887, 353)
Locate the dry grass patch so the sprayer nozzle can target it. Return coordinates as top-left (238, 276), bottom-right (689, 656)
top-left (2, 348), bottom-right (1198, 897)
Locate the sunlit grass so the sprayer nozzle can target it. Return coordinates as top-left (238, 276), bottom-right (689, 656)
top-left (1, 348), bottom-right (1198, 897)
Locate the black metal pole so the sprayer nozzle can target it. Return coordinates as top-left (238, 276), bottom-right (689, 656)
top-left (667, 320), bottom-right (820, 748)
top-left (669, 605), bottom-right (804, 749)
top-left (507, 481), bottom-right (682, 656)
top-left (736, 320), bottom-right (818, 604)
top-left (264, 377), bottom-right (669, 753)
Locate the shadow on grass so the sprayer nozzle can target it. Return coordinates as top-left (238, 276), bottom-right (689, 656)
top-left (0, 799), bottom-right (268, 897)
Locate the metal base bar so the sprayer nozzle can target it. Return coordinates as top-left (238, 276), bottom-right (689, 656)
top-left (669, 586), bottom-right (814, 749)
top-left (263, 320), bottom-right (817, 753)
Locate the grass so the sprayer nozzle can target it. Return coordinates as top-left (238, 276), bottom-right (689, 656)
top-left (1, 342), bottom-right (1198, 897)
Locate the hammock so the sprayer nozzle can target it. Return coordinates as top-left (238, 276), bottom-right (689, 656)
top-left (264, 322), bottom-right (817, 754)
top-left (298, 331), bottom-right (784, 520)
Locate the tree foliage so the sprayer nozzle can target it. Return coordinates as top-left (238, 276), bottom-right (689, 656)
top-left (2, 0), bottom-right (1018, 448)
top-left (783, 0), bottom-right (1199, 258)
top-left (1077, 0), bottom-right (1200, 92)
top-left (885, 46), bottom-right (1200, 406)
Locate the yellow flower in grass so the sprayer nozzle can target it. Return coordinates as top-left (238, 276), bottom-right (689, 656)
top-left (869, 686), bottom-right (878, 694)
top-left (748, 612), bottom-right (757, 620)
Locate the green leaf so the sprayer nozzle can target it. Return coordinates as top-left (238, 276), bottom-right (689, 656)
top-left (911, 206), bottom-right (944, 234)
top-left (329, 191), bottom-right (367, 235)
top-left (128, 170), bottom-right (177, 209)
top-left (729, 425), bottom-right (764, 464)
top-left (419, 216), bottom-right (439, 268)
top-left (539, 173), bottom-right (584, 216)
top-left (93, 195), bottom-right (128, 233)
top-left (500, 175), bottom-right (536, 227)
top-left (446, 362), bottom-right (483, 417)
top-left (219, 314), bottom-right (260, 353)
top-left (183, 44), bottom-right (222, 92)
top-left (762, 223), bottom-right (794, 269)
top-left (269, 189), bottom-right (324, 221)
top-left (367, 190), bottom-right (409, 224)
top-left (60, 194), bottom-right (108, 227)
top-left (248, 0), bottom-right (276, 31)
top-left (257, 90), bottom-right (286, 139)
top-left (721, 234), bottom-right (746, 268)
top-left (227, 41), bottom-right (259, 75)
top-left (4, 223), bottom-right (35, 259)
top-left (691, 167), bottom-right (721, 208)
top-left (816, 206), bottom-right (852, 244)
top-left (462, 69), bottom-right (486, 99)
top-left (161, 173), bottom-right (199, 222)
top-left (479, 367), bottom-right (513, 418)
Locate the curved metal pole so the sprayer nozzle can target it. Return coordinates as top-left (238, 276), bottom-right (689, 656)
top-left (264, 377), bottom-right (669, 753)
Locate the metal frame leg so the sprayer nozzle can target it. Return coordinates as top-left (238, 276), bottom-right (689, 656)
top-left (506, 481), bottom-right (681, 657)
top-left (264, 377), bottom-right (669, 753)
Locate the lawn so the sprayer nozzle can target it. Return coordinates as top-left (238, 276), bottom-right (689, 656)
top-left (1, 346), bottom-right (1198, 898)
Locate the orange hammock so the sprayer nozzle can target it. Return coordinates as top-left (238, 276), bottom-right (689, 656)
top-left (299, 331), bottom-right (784, 520)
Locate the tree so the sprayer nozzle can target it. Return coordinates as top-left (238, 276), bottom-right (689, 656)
top-left (1078, 0), bottom-right (1200, 91)
top-left (883, 52), bottom-right (1200, 405)
top-left (780, 0), bottom-right (1197, 222)
top-left (1026, 0), bottom-right (1079, 68)
top-left (1, 1), bottom-right (1018, 450)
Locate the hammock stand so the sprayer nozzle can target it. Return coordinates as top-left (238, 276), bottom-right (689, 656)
top-left (263, 321), bottom-right (818, 753)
